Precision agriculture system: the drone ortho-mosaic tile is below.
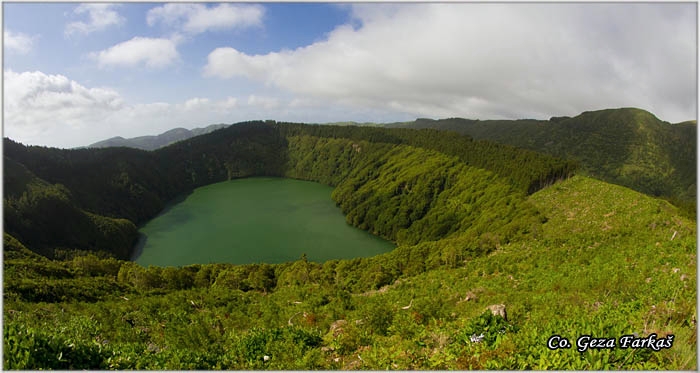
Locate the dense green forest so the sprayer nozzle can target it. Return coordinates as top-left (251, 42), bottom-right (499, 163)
top-left (386, 108), bottom-right (697, 217)
top-left (3, 115), bottom-right (696, 369)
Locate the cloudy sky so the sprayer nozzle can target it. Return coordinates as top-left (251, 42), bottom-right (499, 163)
top-left (3, 2), bottom-right (697, 148)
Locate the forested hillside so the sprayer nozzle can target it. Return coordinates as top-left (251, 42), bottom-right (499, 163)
top-left (386, 108), bottom-right (696, 216)
top-left (3, 118), bottom-right (696, 369)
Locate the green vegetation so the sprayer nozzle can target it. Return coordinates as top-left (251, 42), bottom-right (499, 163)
top-left (4, 121), bottom-right (572, 258)
top-left (3, 111), bottom-right (696, 369)
top-left (280, 123), bottom-right (577, 194)
top-left (4, 176), bottom-right (695, 369)
top-left (387, 108), bottom-right (696, 217)
top-left (3, 158), bottom-right (137, 259)
top-left (284, 135), bottom-right (543, 250)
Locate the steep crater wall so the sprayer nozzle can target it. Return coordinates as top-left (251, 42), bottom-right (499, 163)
top-left (3, 122), bottom-right (568, 263)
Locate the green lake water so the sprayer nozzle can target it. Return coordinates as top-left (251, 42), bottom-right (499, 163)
top-left (134, 177), bottom-right (395, 266)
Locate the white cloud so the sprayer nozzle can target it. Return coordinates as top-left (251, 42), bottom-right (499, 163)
top-left (4, 70), bottom-right (124, 112)
top-left (4, 30), bottom-right (36, 54)
top-left (147, 3), bottom-right (264, 35)
top-left (204, 3), bottom-right (697, 122)
top-left (203, 47), bottom-right (286, 81)
top-left (65, 4), bottom-right (125, 36)
top-left (4, 69), bottom-right (408, 148)
top-left (246, 95), bottom-right (279, 110)
top-left (92, 37), bottom-right (179, 69)
top-left (217, 97), bottom-right (239, 111)
top-left (3, 70), bottom-right (125, 146)
top-left (2, 70), bottom-right (317, 147)
top-left (2, 70), bottom-right (220, 147)
top-left (183, 97), bottom-right (211, 110)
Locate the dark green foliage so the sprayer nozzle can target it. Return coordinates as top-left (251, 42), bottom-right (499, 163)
top-left (4, 322), bottom-right (109, 370)
top-left (4, 139), bottom-right (168, 224)
top-left (154, 121), bottom-right (290, 192)
top-left (4, 122), bottom-right (289, 226)
top-left (229, 327), bottom-right (323, 369)
top-left (3, 233), bottom-right (42, 261)
top-left (3, 180), bottom-right (137, 259)
top-left (458, 310), bottom-right (517, 348)
top-left (280, 122), bottom-right (577, 194)
top-left (282, 134), bottom-right (545, 276)
top-left (3, 244), bottom-right (129, 302)
top-left (388, 108), bottom-right (696, 214)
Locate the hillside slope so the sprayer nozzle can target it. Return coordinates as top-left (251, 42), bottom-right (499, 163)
top-left (386, 108), bottom-right (696, 214)
top-left (3, 157), bottom-right (138, 259)
top-left (3, 176), bottom-right (695, 369)
top-left (3, 120), bottom-right (695, 369)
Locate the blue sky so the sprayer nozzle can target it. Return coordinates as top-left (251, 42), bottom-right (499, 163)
top-left (3, 2), bottom-right (697, 148)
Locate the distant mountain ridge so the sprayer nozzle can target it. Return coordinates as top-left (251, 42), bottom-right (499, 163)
top-left (87, 124), bottom-right (229, 151)
top-left (385, 107), bottom-right (696, 215)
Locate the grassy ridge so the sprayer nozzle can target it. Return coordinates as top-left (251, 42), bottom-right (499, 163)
top-left (4, 176), bottom-right (696, 369)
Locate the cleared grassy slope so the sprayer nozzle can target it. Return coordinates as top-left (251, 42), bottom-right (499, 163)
top-left (341, 175), bottom-right (697, 369)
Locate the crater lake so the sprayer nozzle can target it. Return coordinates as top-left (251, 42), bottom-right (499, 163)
top-left (134, 177), bottom-right (395, 266)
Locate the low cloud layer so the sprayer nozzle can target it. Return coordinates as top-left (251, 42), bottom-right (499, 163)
top-left (205, 3), bottom-right (696, 122)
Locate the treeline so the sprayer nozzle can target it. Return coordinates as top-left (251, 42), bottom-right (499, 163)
top-left (1, 228), bottom-right (481, 308)
top-left (3, 114), bottom-right (696, 369)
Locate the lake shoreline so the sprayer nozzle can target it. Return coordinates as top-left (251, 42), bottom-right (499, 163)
top-left (135, 177), bottom-right (395, 267)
